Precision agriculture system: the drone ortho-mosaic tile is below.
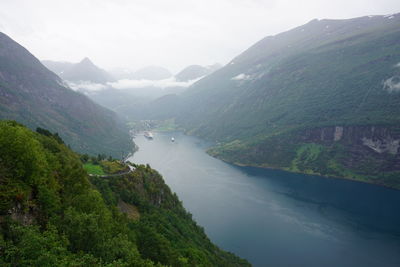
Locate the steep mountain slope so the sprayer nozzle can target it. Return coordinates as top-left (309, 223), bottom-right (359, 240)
top-left (175, 64), bottom-right (221, 82)
top-left (0, 32), bottom-right (131, 157)
top-left (87, 87), bottom-right (150, 120)
top-left (171, 14), bottom-right (400, 188)
top-left (86, 85), bottom-right (188, 121)
top-left (40, 60), bottom-right (73, 75)
top-left (0, 121), bottom-right (249, 266)
top-left (42, 57), bottom-right (115, 83)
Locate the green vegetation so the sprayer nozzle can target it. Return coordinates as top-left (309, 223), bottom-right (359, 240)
top-left (290, 143), bottom-right (325, 173)
top-left (209, 128), bottom-right (400, 189)
top-left (83, 163), bottom-right (105, 175)
top-left (151, 16), bottom-right (400, 189)
top-left (0, 32), bottom-right (132, 158)
top-left (153, 119), bottom-right (179, 132)
top-left (130, 119), bottom-right (180, 133)
top-left (83, 158), bottom-right (128, 176)
top-left (100, 160), bottom-right (129, 174)
top-left (0, 121), bottom-right (249, 266)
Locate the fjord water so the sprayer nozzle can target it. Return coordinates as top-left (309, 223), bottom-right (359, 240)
top-left (129, 132), bottom-right (400, 267)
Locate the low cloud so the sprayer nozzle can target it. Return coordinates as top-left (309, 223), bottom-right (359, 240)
top-left (65, 76), bottom-right (202, 93)
top-left (68, 81), bottom-right (107, 92)
top-left (383, 76), bottom-right (400, 93)
top-left (109, 77), bottom-right (201, 90)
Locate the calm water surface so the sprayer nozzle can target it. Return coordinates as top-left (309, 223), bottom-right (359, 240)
top-left (128, 132), bottom-right (400, 267)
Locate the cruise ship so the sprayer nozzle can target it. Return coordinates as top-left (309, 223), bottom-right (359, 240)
top-left (144, 131), bottom-right (154, 139)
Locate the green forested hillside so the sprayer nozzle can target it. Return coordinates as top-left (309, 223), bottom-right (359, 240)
top-left (0, 32), bottom-right (131, 158)
top-left (178, 14), bottom-right (400, 140)
top-left (0, 121), bottom-right (249, 266)
top-left (151, 14), bottom-right (400, 188)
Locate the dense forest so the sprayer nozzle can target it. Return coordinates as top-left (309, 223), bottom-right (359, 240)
top-left (0, 120), bottom-right (249, 266)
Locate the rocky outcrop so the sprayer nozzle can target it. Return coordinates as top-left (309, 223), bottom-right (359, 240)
top-left (299, 125), bottom-right (400, 173)
top-left (301, 126), bottom-right (400, 152)
top-left (208, 124), bottom-right (400, 188)
top-left (362, 136), bottom-right (400, 154)
top-left (117, 200), bottom-right (140, 220)
top-left (0, 203), bottom-right (37, 226)
top-left (333, 126), bottom-right (344, 141)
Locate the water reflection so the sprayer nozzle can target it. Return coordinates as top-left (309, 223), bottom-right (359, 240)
top-left (130, 132), bottom-right (400, 267)
top-left (240, 166), bottom-right (400, 235)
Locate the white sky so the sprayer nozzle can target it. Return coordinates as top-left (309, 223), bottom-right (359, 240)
top-left (0, 0), bottom-right (399, 73)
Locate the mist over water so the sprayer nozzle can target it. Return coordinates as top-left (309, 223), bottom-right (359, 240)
top-left (130, 132), bottom-right (400, 267)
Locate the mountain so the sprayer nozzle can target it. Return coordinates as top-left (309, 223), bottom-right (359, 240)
top-left (40, 60), bottom-right (73, 75)
top-left (160, 14), bottom-right (400, 188)
top-left (86, 87), bottom-right (149, 121)
top-left (0, 32), bottom-right (131, 157)
top-left (175, 64), bottom-right (222, 82)
top-left (131, 66), bottom-right (172, 80)
top-left (42, 57), bottom-right (115, 83)
top-left (0, 121), bottom-right (249, 266)
top-left (89, 64), bottom-right (222, 120)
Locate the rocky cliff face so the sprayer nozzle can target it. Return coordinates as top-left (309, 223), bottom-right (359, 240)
top-left (300, 125), bottom-right (400, 173)
top-left (209, 124), bottom-right (400, 189)
top-left (302, 126), bottom-right (400, 150)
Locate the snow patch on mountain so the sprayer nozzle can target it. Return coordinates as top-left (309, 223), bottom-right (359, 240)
top-left (384, 14), bottom-right (396, 19)
top-left (232, 73), bottom-right (251, 81)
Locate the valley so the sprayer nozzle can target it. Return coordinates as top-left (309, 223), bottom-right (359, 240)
top-left (1, 4), bottom-right (400, 266)
top-left (118, 14), bottom-right (400, 189)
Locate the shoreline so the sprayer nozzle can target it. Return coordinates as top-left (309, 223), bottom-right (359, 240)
top-left (130, 128), bottom-right (400, 191)
top-left (209, 152), bottom-right (400, 191)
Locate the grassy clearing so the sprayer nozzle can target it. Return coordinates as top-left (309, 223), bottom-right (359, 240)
top-left (83, 160), bottom-right (127, 176)
top-left (290, 143), bottom-right (324, 172)
top-left (153, 119), bottom-right (179, 132)
top-left (83, 163), bottom-right (105, 175)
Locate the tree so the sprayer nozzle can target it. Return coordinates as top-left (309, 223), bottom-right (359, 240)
top-left (80, 154), bottom-right (89, 163)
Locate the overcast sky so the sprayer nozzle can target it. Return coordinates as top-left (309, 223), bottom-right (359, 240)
top-left (0, 0), bottom-right (399, 73)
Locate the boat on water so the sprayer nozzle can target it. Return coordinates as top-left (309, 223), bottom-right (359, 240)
top-left (144, 131), bottom-right (154, 139)
top-left (171, 137), bottom-right (175, 142)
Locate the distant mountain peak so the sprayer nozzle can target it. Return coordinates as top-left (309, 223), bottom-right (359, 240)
top-left (42, 57), bottom-right (115, 84)
top-left (80, 57), bottom-right (93, 64)
top-left (175, 64), bottom-right (221, 82)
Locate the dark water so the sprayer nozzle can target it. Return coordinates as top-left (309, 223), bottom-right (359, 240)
top-left (128, 132), bottom-right (400, 267)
